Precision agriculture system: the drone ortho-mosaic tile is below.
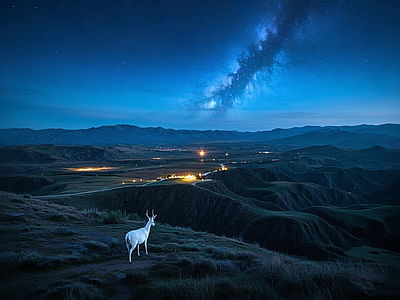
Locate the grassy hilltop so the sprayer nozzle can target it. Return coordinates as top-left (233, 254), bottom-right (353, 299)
top-left (1, 191), bottom-right (399, 300)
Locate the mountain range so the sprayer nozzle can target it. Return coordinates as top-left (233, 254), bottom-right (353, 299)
top-left (1, 123), bottom-right (399, 149)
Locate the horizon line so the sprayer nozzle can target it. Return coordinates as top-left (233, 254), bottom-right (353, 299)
top-left (0, 122), bottom-right (399, 133)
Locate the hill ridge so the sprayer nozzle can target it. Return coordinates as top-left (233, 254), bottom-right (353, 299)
top-left (1, 123), bottom-right (399, 149)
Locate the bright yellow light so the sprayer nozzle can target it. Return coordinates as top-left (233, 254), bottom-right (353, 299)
top-left (184, 174), bottom-right (196, 180)
top-left (67, 166), bottom-right (115, 172)
top-left (199, 151), bottom-right (205, 156)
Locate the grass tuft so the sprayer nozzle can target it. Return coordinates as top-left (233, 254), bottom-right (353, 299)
top-left (102, 210), bottom-right (124, 224)
top-left (42, 281), bottom-right (103, 300)
top-left (192, 259), bottom-right (218, 278)
top-left (0, 251), bottom-right (42, 273)
top-left (85, 208), bottom-right (138, 224)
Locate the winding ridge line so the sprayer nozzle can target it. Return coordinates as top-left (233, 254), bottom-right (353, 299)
top-left (35, 179), bottom-right (214, 198)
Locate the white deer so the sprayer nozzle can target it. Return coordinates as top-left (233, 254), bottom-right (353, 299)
top-left (125, 209), bottom-right (157, 263)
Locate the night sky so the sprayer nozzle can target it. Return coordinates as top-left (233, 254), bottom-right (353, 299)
top-left (1, 0), bottom-right (399, 131)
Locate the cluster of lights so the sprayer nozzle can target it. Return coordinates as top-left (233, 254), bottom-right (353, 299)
top-left (66, 149), bottom-right (230, 187)
top-left (162, 174), bottom-right (197, 180)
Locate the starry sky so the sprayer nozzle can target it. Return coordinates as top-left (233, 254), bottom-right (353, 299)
top-left (1, 0), bottom-right (399, 131)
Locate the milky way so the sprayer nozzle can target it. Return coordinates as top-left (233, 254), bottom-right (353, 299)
top-left (199, 0), bottom-right (338, 115)
top-left (1, 0), bottom-right (398, 130)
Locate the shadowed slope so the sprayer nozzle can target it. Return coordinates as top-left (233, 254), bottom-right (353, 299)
top-left (263, 145), bottom-right (400, 174)
top-left (301, 206), bottom-right (400, 252)
top-left (63, 183), bottom-right (363, 260)
top-left (0, 176), bottom-right (54, 194)
top-left (0, 144), bottom-right (131, 163)
top-left (208, 168), bottom-right (368, 211)
top-left (363, 181), bottom-right (400, 206)
top-left (294, 167), bottom-right (400, 195)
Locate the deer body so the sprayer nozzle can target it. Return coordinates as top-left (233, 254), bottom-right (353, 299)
top-left (125, 210), bottom-right (156, 263)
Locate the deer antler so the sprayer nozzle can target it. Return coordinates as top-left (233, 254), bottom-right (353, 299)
top-left (146, 210), bottom-right (149, 218)
top-left (152, 209), bottom-right (157, 219)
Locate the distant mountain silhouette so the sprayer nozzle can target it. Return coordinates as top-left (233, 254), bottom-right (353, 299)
top-left (1, 124), bottom-right (399, 149)
top-left (268, 128), bottom-right (400, 149)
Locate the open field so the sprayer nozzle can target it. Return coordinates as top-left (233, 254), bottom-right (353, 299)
top-left (2, 142), bottom-right (400, 197)
top-left (0, 144), bottom-right (237, 196)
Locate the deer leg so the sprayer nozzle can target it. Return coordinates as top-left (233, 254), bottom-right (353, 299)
top-left (137, 243), bottom-right (141, 256)
top-left (145, 239), bottom-right (148, 255)
top-left (129, 247), bottom-right (134, 264)
top-left (126, 237), bottom-right (130, 253)
top-left (129, 241), bottom-right (138, 263)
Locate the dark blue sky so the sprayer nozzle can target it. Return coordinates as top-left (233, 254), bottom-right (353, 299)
top-left (1, 0), bottom-right (399, 131)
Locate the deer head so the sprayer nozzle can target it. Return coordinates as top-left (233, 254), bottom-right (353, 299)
top-left (146, 209), bottom-right (157, 226)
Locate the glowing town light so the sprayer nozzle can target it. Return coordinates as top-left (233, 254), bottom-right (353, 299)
top-left (184, 174), bottom-right (196, 180)
top-left (67, 166), bottom-right (115, 172)
top-left (199, 151), bottom-right (205, 156)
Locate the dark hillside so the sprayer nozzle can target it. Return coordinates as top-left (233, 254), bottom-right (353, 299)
top-left (287, 145), bottom-right (400, 170)
top-left (0, 176), bottom-right (54, 193)
top-left (259, 181), bottom-right (367, 211)
top-left (1, 191), bottom-right (397, 300)
top-left (207, 167), bottom-right (273, 191)
top-left (208, 168), bottom-right (368, 211)
top-left (0, 145), bottom-right (56, 163)
top-left (363, 181), bottom-right (400, 206)
top-left (60, 184), bottom-right (363, 260)
top-left (301, 206), bottom-right (400, 252)
top-left (293, 167), bottom-right (400, 195)
top-left (252, 168), bottom-right (295, 182)
top-left (298, 167), bottom-right (382, 194)
top-left (0, 144), bottom-right (131, 163)
top-left (195, 179), bottom-right (284, 211)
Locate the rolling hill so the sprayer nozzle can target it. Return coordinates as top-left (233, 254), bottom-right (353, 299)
top-left (57, 181), bottom-right (363, 260)
top-left (0, 144), bottom-right (132, 163)
top-left (1, 123), bottom-right (399, 149)
top-left (207, 168), bottom-right (368, 210)
top-left (301, 205), bottom-right (400, 252)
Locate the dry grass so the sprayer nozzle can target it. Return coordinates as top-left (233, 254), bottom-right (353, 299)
top-left (0, 191), bottom-right (397, 300)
